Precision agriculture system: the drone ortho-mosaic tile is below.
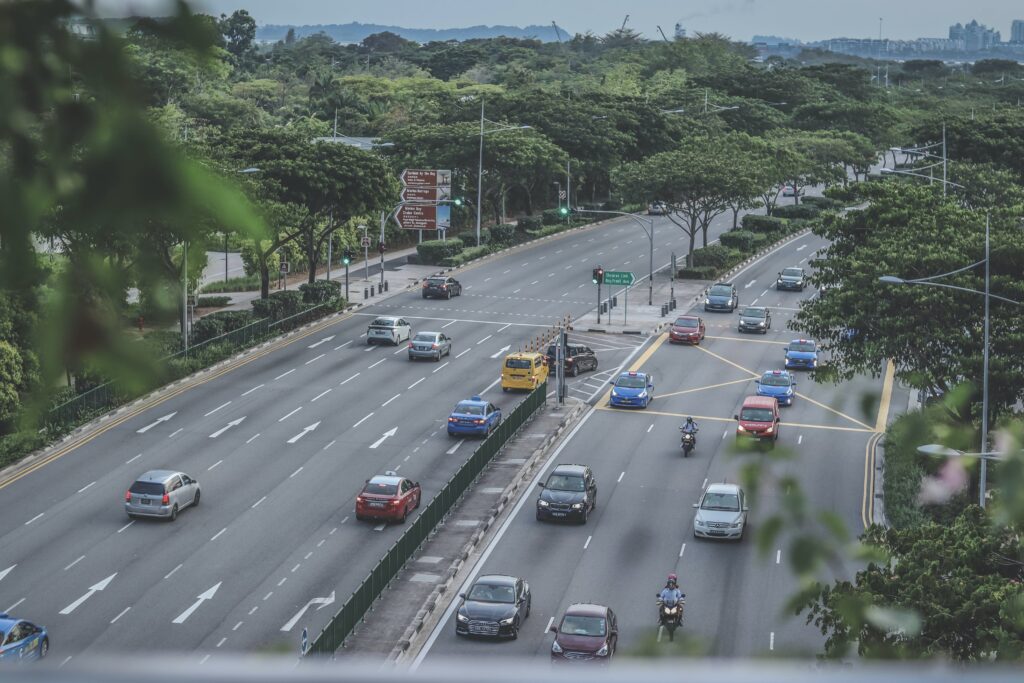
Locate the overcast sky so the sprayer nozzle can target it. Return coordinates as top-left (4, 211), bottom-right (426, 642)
top-left (92, 0), bottom-right (1023, 42)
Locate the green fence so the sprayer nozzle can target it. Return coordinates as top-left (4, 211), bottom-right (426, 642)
top-left (307, 381), bottom-right (549, 655)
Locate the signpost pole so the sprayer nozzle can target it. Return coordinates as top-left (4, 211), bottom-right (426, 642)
top-left (379, 210), bottom-right (385, 290)
top-left (624, 285), bottom-right (628, 325)
top-left (597, 281), bottom-right (601, 325)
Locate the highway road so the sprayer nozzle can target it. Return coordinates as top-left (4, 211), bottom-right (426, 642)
top-left (0, 206), bottom-right (762, 663)
top-left (417, 229), bottom-right (903, 663)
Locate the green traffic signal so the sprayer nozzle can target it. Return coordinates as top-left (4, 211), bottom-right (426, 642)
top-left (453, 197), bottom-right (463, 206)
top-left (559, 206), bottom-right (569, 216)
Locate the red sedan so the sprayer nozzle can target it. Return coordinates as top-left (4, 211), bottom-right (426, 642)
top-left (355, 472), bottom-right (421, 523)
top-left (669, 315), bottom-right (706, 345)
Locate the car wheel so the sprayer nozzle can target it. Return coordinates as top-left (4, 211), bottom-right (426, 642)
top-left (579, 507), bottom-right (589, 525)
top-left (446, 290), bottom-right (452, 300)
top-left (536, 510), bottom-right (544, 522)
top-left (168, 504), bottom-right (178, 522)
top-left (570, 364), bottom-right (579, 377)
top-left (193, 490), bottom-right (200, 507)
top-left (502, 387), bottom-right (509, 392)
top-left (39, 637), bottom-right (49, 659)
top-left (366, 338), bottom-right (373, 345)
top-left (399, 505), bottom-right (408, 524)
top-left (511, 621), bottom-right (520, 640)
top-left (355, 513), bottom-right (366, 522)
top-left (526, 598), bottom-right (532, 619)
top-left (435, 352), bottom-right (441, 362)
top-left (422, 292), bottom-right (428, 299)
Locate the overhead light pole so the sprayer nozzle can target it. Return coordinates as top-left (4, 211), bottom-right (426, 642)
top-left (473, 98), bottom-right (531, 247)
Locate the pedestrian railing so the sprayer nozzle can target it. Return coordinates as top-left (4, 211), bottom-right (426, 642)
top-left (307, 382), bottom-right (548, 655)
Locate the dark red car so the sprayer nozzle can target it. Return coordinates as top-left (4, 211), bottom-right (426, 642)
top-left (669, 315), bottom-right (706, 345)
top-left (550, 603), bottom-right (618, 664)
top-left (355, 471), bottom-right (421, 523)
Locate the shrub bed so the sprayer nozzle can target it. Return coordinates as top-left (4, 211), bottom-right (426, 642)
top-left (485, 223), bottom-right (517, 246)
top-left (676, 265), bottom-right (719, 280)
top-left (692, 244), bottom-right (743, 271)
top-left (517, 215), bottom-right (542, 232)
top-left (299, 280), bottom-right (341, 304)
top-left (441, 245), bottom-right (493, 267)
top-left (718, 230), bottom-right (768, 253)
top-left (800, 195), bottom-right (842, 211)
top-left (251, 290), bottom-right (304, 320)
top-left (416, 238), bottom-right (465, 265)
top-left (772, 204), bottom-right (821, 220)
top-left (200, 274), bottom-right (261, 293)
top-left (742, 214), bottom-right (789, 233)
top-left (196, 295), bottom-right (230, 308)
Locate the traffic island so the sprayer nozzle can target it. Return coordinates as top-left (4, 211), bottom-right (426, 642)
top-left (335, 397), bottom-right (586, 662)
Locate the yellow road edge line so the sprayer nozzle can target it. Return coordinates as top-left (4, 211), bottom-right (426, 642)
top-left (658, 377), bottom-right (753, 399)
top-left (704, 335), bottom-right (789, 346)
top-left (594, 406), bottom-right (874, 433)
top-left (0, 312), bottom-right (355, 491)
top-left (597, 333), bottom-right (669, 406)
top-left (875, 360), bottom-right (896, 433)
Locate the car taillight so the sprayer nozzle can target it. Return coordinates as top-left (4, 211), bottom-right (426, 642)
top-left (125, 490), bottom-right (131, 502)
top-left (161, 493), bottom-right (170, 505)
top-left (408, 342), bottom-right (413, 348)
top-left (432, 343), bottom-right (439, 349)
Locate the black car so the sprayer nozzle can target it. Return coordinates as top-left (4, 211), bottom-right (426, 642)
top-left (422, 276), bottom-right (462, 299)
top-left (704, 282), bottom-right (738, 312)
top-left (455, 574), bottom-right (531, 639)
top-left (737, 306), bottom-right (771, 334)
top-left (537, 464), bottom-right (597, 524)
top-left (776, 267), bottom-right (806, 291)
top-left (545, 343), bottom-right (598, 377)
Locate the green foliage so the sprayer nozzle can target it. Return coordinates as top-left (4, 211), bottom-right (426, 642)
top-left (0, 341), bottom-right (23, 423)
top-left (772, 204), bottom-right (821, 220)
top-left (416, 238), bottom-right (465, 265)
top-left (251, 290), bottom-right (304, 320)
top-left (484, 223), bottom-right (517, 246)
top-left (691, 244), bottom-right (742, 271)
top-left (299, 280), bottom-right (341, 304)
top-left (541, 208), bottom-right (568, 225)
top-left (191, 310), bottom-right (254, 344)
top-left (800, 195), bottom-right (843, 211)
top-left (742, 214), bottom-right (788, 232)
top-left (441, 245), bottom-right (493, 267)
top-left (200, 274), bottom-right (261, 293)
top-left (676, 266), bottom-right (719, 280)
top-left (196, 296), bottom-right (230, 308)
top-left (517, 216), bottom-right (543, 231)
top-left (719, 230), bottom-right (766, 253)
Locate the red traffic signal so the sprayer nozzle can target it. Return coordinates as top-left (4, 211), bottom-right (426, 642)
top-left (591, 266), bottom-right (604, 284)
top-left (378, 241), bottom-right (386, 254)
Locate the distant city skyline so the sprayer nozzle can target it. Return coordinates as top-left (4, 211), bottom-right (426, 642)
top-left (90, 0), bottom-right (1023, 43)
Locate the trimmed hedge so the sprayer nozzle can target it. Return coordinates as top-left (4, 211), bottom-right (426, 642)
top-left (191, 310), bottom-right (255, 344)
top-left (719, 230), bottom-right (767, 253)
top-left (517, 215), bottom-right (542, 231)
top-left (441, 245), bottom-right (492, 267)
top-left (677, 265), bottom-right (718, 280)
top-left (772, 204), bottom-right (821, 220)
top-left (299, 280), bottom-right (341, 304)
top-left (251, 289), bottom-right (304, 320)
top-left (742, 214), bottom-right (789, 233)
top-left (541, 208), bottom-right (569, 225)
top-left (800, 195), bottom-right (842, 211)
top-left (196, 295), bottom-right (230, 308)
top-left (199, 274), bottom-right (261, 293)
top-left (692, 244), bottom-right (742, 271)
top-left (485, 223), bottom-right (517, 245)
top-left (416, 238), bottom-right (465, 265)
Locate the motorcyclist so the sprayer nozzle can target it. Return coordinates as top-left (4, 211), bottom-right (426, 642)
top-left (658, 573), bottom-right (685, 607)
top-left (680, 417), bottom-right (699, 443)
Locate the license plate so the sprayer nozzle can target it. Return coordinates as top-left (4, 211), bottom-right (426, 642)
top-left (552, 512), bottom-right (566, 517)
top-left (369, 502), bottom-right (385, 508)
top-left (141, 499), bottom-right (150, 505)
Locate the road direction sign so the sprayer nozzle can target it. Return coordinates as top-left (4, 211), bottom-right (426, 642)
top-left (401, 169), bottom-right (451, 188)
top-left (396, 204), bottom-right (441, 230)
top-left (360, 235), bottom-right (371, 247)
top-left (558, 190), bottom-right (567, 200)
top-left (603, 271), bottom-right (635, 286)
top-left (400, 186), bottom-right (451, 202)
top-left (279, 261), bottom-right (289, 274)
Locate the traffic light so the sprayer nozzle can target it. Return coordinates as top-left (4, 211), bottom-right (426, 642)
top-left (453, 197), bottom-right (463, 206)
top-left (378, 241), bottom-right (386, 254)
top-left (592, 266), bottom-right (604, 284)
top-left (559, 206), bottom-right (569, 216)
top-left (342, 248), bottom-right (353, 266)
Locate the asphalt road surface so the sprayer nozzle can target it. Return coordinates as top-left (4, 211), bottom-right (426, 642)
top-left (417, 229), bottom-right (901, 664)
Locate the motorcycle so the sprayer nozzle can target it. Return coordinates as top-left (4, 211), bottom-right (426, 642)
top-left (680, 428), bottom-right (697, 457)
top-left (657, 598), bottom-right (685, 641)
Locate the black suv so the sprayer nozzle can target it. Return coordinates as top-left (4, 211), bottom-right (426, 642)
top-left (776, 267), bottom-right (806, 291)
top-left (422, 276), bottom-right (462, 299)
top-left (537, 464), bottom-right (597, 524)
top-left (545, 343), bottom-right (598, 377)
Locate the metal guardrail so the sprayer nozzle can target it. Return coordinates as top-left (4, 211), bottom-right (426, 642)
top-left (308, 382), bottom-right (548, 655)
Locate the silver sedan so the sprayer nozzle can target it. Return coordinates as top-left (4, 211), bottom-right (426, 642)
top-left (408, 331), bottom-right (452, 362)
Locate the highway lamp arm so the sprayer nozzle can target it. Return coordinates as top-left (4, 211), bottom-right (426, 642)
top-left (572, 207), bottom-right (655, 306)
top-left (880, 168), bottom-right (964, 188)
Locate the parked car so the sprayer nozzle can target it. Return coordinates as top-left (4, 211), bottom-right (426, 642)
top-left (408, 331), bottom-right (452, 361)
top-left (455, 575), bottom-right (531, 639)
top-left (125, 470), bottom-right (200, 521)
top-left (355, 471), bottom-right (421, 523)
top-left (545, 343), bottom-right (598, 377)
top-left (422, 276), bottom-right (462, 299)
top-left (366, 317), bottom-right (411, 346)
top-left (692, 483), bottom-right (749, 541)
top-left (551, 603), bottom-right (618, 663)
top-left (704, 282), bottom-right (738, 312)
top-left (536, 464), bottom-right (597, 524)
top-left (737, 306), bottom-right (771, 334)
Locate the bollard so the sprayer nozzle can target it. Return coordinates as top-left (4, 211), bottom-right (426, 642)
top-left (661, 304), bottom-right (668, 317)
top-left (385, 280), bottom-right (389, 292)
top-left (671, 298), bottom-right (677, 310)
top-left (612, 295), bottom-right (617, 308)
top-left (370, 285), bottom-right (375, 296)
top-left (364, 288), bottom-right (369, 299)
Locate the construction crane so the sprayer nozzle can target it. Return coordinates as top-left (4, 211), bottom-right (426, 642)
top-left (656, 25), bottom-right (671, 43)
top-left (551, 20), bottom-right (563, 43)
top-left (621, 14), bottom-right (630, 31)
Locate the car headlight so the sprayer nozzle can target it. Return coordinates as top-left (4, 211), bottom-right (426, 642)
top-left (638, 391), bottom-right (647, 398)
top-left (758, 322), bottom-right (766, 327)
top-left (736, 424), bottom-right (746, 432)
top-left (731, 522), bottom-right (742, 528)
top-left (538, 499), bottom-right (549, 507)
top-left (500, 617), bottom-right (515, 625)
top-left (611, 389), bottom-right (619, 398)
top-left (694, 517), bottom-right (706, 527)
top-left (765, 426), bottom-right (774, 434)
top-left (596, 644), bottom-right (609, 657)
top-left (703, 298), bottom-right (710, 304)
top-left (551, 640), bottom-right (563, 653)
top-left (571, 503), bottom-right (583, 509)
top-left (457, 613), bottom-right (469, 622)
top-left (785, 388), bottom-right (793, 395)
top-left (776, 278), bottom-right (783, 284)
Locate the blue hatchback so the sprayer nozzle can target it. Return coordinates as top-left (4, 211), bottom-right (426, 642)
top-left (784, 339), bottom-right (818, 370)
top-left (447, 396), bottom-right (502, 437)
top-left (609, 371), bottom-right (654, 408)
top-left (756, 370), bottom-right (798, 406)
top-left (0, 614), bottom-right (49, 661)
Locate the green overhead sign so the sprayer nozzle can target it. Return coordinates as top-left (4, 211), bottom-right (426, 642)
top-left (602, 271), bottom-right (635, 286)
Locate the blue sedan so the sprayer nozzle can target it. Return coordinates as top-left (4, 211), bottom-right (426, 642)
top-left (448, 397), bottom-right (502, 437)
top-left (784, 339), bottom-right (819, 370)
top-left (756, 370), bottom-right (798, 406)
top-left (609, 371), bottom-right (654, 408)
top-left (0, 614), bottom-right (49, 661)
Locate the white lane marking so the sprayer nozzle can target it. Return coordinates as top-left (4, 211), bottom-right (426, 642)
top-left (289, 467), bottom-right (303, 479)
top-left (242, 384), bottom-right (264, 397)
top-left (368, 359), bottom-right (385, 369)
top-left (116, 521), bottom-right (134, 533)
top-left (722, 430), bottom-right (728, 440)
top-left (477, 335), bottom-right (492, 345)
top-left (312, 389), bottom-right (332, 402)
top-left (204, 401), bottom-right (231, 417)
top-left (323, 440), bottom-right (336, 450)
top-left (168, 428), bottom-right (183, 438)
top-left (433, 362), bottom-right (449, 373)
top-left (251, 496), bottom-right (267, 509)
top-left (442, 320), bottom-right (457, 328)
top-left (512, 289), bottom-right (521, 294)
top-left (209, 417), bottom-right (246, 439)
top-left (679, 542), bottom-right (687, 558)
top-left (263, 592), bottom-right (273, 601)
top-left (485, 277), bottom-right (492, 282)
top-left (762, 289), bottom-right (769, 296)
top-left (216, 638), bottom-right (227, 648)
top-left (393, 346), bottom-right (407, 355)
top-left (617, 471), bottom-right (625, 483)
top-left (770, 632), bottom-right (775, 651)
top-left (334, 341), bottom-right (352, 350)
top-left (744, 279), bottom-right (756, 289)
top-left (797, 434), bottom-right (803, 445)
top-left (59, 656), bottom-right (72, 668)
top-left (249, 606), bottom-right (259, 615)
top-left (373, 524), bottom-right (386, 532)
top-left (233, 621), bottom-right (243, 631)
top-left (369, 427), bottom-right (398, 449)
top-left (353, 412), bottom-right (374, 428)
top-left (308, 335), bottom-right (335, 348)
top-left (305, 353), bottom-right (326, 364)
top-left (317, 539), bottom-right (325, 548)
top-left (274, 369), bottom-right (295, 380)
top-left (110, 607), bottom-right (130, 624)
top-left (583, 535), bottom-right (592, 550)
top-left (78, 481), bottom-right (96, 494)
top-left (647, 423), bottom-right (654, 433)
top-left (799, 257), bottom-right (807, 264)
top-left (561, 292), bottom-right (569, 297)
top-left (796, 244), bottom-right (807, 251)
top-left (578, 283), bottom-right (585, 288)
top-left (503, 270), bottom-right (511, 274)
top-left (64, 556), bottom-right (86, 571)
top-left (207, 459), bottom-right (223, 471)
top-left (334, 524), bottom-right (342, 531)
top-left (364, 346), bottom-right (376, 353)
top-left (210, 528), bottom-right (227, 541)
top-left (60, 573), bottom-right (117, 614)
top-left (456, 349), bottom-right (471, 358)
top-left (547, 273), bottom-right (554, 278)
top-left (164, 564), bottom-right (182, 580)
top-left (408, 378), bottom-right (426, 389)
top-left (545, 617), bottom-right (555, 633)
top-left (340, 372), bottom-right (360, 385)
top-left (126, 453), bottom-right (143, 464)
top-left (530, 280), bottom-right (539, 285)
top-left (278, 407), bottom-right (302, 422)
top-left (5, 598), bottom-right (25, 612)
top-left (246, 433), bottom-right (261, 444)
top-left (489, 345), bottom-right (511, 359)
top-left (702, 478), bottom-right (708, 490)
top-left (752, 298), bottom-right (759, 305)
top-left (291, 564), bottom-right (301, 573)
top-left (136, 412), bottom-right (177, 434)
top-left (446, 439), bottom-right (465, 455)
top-left (304, 552), bottom-right (313, 560)
top-left (479, 376), bottom-right (502, 395)
top-left (497, 324), bottom-right (511, 332)
top-left (776, 549), bottom-right (782, 564)
top-left (381, 394), bottom-right (400, 407)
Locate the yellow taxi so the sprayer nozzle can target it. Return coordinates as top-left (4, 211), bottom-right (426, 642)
top-left (501, 352), bottom-right (549, 392)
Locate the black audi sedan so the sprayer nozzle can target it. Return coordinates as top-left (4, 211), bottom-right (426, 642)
top-left (455, 574), bottom-right (531, 639)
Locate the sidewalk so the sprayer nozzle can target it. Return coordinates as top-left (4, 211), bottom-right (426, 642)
top-left (581, 272), bottom-right (707, 335)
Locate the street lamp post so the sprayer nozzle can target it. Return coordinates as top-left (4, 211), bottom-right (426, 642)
top-left (574, 208), bottom-right (655, 306)
top-left (473, 98), bottom-right (531, 247)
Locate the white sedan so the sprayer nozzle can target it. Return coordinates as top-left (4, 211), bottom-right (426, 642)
top-left (366, 317), bottom-right (412, 346)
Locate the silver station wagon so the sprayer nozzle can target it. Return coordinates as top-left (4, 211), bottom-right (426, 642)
top-left (125, 470), bottom-right (200, 521)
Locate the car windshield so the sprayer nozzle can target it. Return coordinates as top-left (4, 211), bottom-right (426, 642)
top-left (455, 403), bottom-right (485, 416)
top-left (364, 482), bottom-right (398, 496)
top-left (673, 318), bottom-right (698, 328)
top-left (741, 308), bottom-right (766, 318)
top-left (129, 481), bottom-right (165, 495)
top-left (782, 268), bottom-right (803, 277)
top-left (709, 285), bottom-right (732, 297)
top-left (740, 408), bottom-right (774, 422)
top-left (413, 333), bottom-right (438, 342)
top-left (467, 583), bottom-right (516, 603)
top-left (505, 358), bottom-right (532, 369)
top-left (371, 318), bottom-right (396, 327)
top-left (702, 492), bottom-right (740, 511)
top-left (615, 376), bottom-right (646, 389)
top-left (560, 615), bottom-right (606, 637)
top-left (546, 474), bottom-right (585, 492)
top-left (761, 374), bottom-right (791, 387)
top-left (790, 341), bottom-right (816, 352)
top-left (426, 278), bottom-right (447, 286)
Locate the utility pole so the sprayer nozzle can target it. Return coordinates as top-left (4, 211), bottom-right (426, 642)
top-left (181, 240), bottom-right (189, 357)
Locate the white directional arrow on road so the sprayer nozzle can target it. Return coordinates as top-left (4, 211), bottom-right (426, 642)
top-left (280, 591), bottom-right (336, 632)
top-left (489, 345), bottom-right (512, 359)
top-left (744, 279), bottom-right (757, 289)
top-left (136, 412), bottom-right (177, 434)
top-left (368, 427), bottom-right (398, 449)
top-left (209, 416), bottom-right (246, 439)
top-left (796, 244), bottom-right (807, 251)
top-left (308, 335), bottom-right (335, 349)
top-left (287, 421), bottom-right (321, 444)
top-left (60, 573), bottom-right (117, 615)
top-left (0, 565), bottom-right (14, 583)
top-left (172, 582), bottom-right (221, 624)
